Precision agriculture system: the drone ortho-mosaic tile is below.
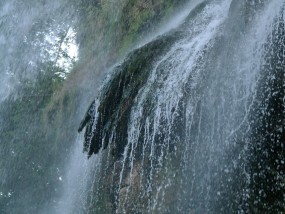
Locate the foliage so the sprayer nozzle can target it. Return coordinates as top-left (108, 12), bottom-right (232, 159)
top-left (75, 0), bottom-right (188, 65)
top-left (0, 0), bottom-right (190, 213)
top-left (0, 62), bottom-right (78, 213)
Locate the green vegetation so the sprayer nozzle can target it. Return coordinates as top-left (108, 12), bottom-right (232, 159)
top-left (75, 0), bottom-right (188, 65)
top-left (0, 62), bottom-right (80, 213)
top-left (0, 0), bottom-right (189, 213)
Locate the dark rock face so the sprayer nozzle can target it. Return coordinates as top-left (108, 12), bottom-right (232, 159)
top-left (244, 13), bottom-right (285, 212)
top-left (78, 1), bottom-right (285, 213)
top-left (78, 31), bottom-right (183, 158)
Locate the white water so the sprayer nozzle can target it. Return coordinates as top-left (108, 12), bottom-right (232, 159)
top-left (1, 0), bottom-right (284, 213)
top-left (80, 0), bottom-right (285, 213)
top-left (50, 135), bottom-right (99, 214)
top-left (119, 1), bottom-right (233, 212)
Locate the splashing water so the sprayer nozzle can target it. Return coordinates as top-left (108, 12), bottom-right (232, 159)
top-left (49, 135), bottom-right (100, 214)
top-left (79, 0), bottom-right (285, 213)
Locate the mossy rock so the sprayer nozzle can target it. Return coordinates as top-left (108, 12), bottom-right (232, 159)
top-left (79, 29), bottom-right (183, 158)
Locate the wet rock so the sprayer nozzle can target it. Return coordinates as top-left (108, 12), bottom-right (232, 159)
top-left (78, 31), bottom-right (183, 158)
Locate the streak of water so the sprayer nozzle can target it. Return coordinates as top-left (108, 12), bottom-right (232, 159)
top-left (79, 0), bottom-right (285, 213)
top-left (48, 134), bottom-right (100, 214)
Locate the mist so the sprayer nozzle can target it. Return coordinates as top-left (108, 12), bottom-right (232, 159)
top-left (0, 0), bottom-right (76, 101)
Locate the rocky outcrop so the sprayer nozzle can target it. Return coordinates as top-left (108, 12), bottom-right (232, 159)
top-left (78, 30), bottom-right (183, 158)
top-left (78, 1), bottom-right (285, 213)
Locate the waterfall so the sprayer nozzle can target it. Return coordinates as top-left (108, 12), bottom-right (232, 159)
top-left (47, 135), bottom-right (99, 214)
top-left (1, 0), bottom-right (284, 213)
top-left (80, 0), bottom-right (285, 213)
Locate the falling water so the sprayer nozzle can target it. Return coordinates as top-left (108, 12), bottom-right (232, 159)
top-left (80, 0), bottom-right (285, 213)
top-left (1, 0), bottom-right (284, 213)
top-left (47, 135), bottom-right (99, 214)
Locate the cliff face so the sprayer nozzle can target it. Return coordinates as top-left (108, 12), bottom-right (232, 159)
top-left (2, 0), bottom-right (285, 213)
top-left (78, 1), bottom-right (285, 213)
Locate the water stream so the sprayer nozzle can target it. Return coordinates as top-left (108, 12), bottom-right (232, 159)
top-left (1, 0), bottom-right (285, 213)
top-left (79, 0), bottom-right (285, 213)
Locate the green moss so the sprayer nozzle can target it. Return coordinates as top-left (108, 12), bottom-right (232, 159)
top-left (76, 0), bottom-right (188, 65)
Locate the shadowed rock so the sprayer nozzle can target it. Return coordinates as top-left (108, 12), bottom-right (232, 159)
top-left (78, 31), bottom-right (183, 158)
